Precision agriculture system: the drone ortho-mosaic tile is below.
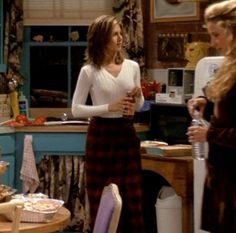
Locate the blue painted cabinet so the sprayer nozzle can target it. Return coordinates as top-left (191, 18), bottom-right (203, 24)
top-left (14, 131), bottom-right (87, 191)
top-left (0, 127), bottom-right (147, 190)
top-left (0, 126), bottom-right (148, 233)
top-left (0, 131), bottom-right (15, 186)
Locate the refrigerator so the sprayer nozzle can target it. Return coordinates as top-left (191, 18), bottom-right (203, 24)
top-left (193, 56), bottom-right (224, 233)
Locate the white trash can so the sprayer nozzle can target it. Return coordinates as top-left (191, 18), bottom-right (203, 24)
top-left (155, 186), bottom-right (182, 233)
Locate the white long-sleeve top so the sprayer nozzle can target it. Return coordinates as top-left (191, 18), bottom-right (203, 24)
top-left (71, 59), bottom-right (144, 118)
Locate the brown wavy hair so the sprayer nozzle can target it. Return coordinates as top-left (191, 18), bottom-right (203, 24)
top-left (84, 15), bottom-right (125, 69)
top-left (205, 1), bottom-right (236, 101)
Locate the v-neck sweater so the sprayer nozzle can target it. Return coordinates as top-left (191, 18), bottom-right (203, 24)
top-left (72, 59), bottom-right (144, 118)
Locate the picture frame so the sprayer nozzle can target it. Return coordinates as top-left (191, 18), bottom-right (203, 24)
top-left (157, 33), bottom-right (189, 61)
top-left (150, 0), bottom-right (200, 22)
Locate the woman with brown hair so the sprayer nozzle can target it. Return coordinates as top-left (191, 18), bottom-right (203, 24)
top-left (72, 15), bottom-right (145, 233)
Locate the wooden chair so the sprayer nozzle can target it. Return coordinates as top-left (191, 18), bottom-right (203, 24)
top-left (93, 183), bottom-right (122, 233)
top-left (0, 200), bottom-right (24, 233)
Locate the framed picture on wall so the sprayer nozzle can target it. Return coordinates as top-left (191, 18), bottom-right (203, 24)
top-left (157, 33), bottom-right (189, 61)
top-left (150, 0), bottom-right (200, 22)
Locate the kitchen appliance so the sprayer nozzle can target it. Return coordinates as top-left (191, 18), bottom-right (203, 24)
top-left (155, 68), bottom-right (195, 104)
top-left (150, 103), bottom-right (191, 145)
top-left (167, 68), bottom-right (195, 104)
top-left (193, 56), bottom-right (224, 233)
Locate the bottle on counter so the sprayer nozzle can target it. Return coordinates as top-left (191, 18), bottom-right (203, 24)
top-left (18, 91), bottom-right (29, 117)
top-left (191, 108), bottom-right (208, 160)
top-left (123, 91), bottom-right (135, 119)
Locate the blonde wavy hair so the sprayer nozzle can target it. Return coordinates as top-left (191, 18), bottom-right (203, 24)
top-left (205, 0), bottom-right (236, 101)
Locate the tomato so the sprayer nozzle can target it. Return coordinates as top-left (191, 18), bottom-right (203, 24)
top-left (15, 115), bottom-right (28, 124)
top-left (4, 120), bottom-right (24, 127)
top-left (33, 116), bottom-right (46, 125)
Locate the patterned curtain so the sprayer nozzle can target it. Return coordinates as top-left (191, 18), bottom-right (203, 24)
top-left (112, 0), bottom-right (146, 78)
top-left (37, 155), bottom-right (90, 232)
top-left (3, 0), bottom-right (24, 93)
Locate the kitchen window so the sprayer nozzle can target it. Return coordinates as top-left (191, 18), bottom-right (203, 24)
top-left (22, 25), bottom-right (88, 107)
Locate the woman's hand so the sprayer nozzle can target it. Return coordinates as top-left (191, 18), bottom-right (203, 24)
top-left (108, 97), bottom-right (135, 114)
top-left (108, 87), bottom-right (141, 114)
top-left (108, 100), bottom-right (124, 112)
top-left (187, 125), bottom-right (208, 143)
top-left (187, 97), bottom-right (207, 118)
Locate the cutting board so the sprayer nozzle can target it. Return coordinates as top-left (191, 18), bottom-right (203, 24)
top-left (142, 144), bottom-right (192, 157)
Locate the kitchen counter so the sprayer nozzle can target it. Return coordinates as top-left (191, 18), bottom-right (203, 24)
top-left (13, 123), bottom-right (149, 133)
top-left (7, 123), bottom-right (149, 191)
top-left (0, 122), bottom-right (149, 189)
top-left (0, 126), bottom-right (15, 133)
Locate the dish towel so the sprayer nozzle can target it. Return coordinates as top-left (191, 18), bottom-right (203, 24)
top-left (20, 135), bottom-right (40, 193)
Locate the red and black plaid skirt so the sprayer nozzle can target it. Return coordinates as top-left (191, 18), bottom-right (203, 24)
top-left (85, 117), bottom-right (146, 233)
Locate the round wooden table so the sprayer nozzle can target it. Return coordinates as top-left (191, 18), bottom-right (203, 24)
top-left (0, 206), bottom-right (70, 233)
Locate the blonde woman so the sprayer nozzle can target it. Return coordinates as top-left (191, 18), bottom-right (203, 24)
top-left (187, 1), bottom-right (236, 232)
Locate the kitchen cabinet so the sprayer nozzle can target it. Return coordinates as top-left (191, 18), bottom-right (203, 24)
top-left (0, 128), bottom-right (15, 186)
top-left (14, 130), bottom-right (87, 191)
top-left (14, 124), bottom-right (149, 191)
top-left (0, 124), bottom-right (149, 191)
top-left (12, 124), bottom-right (148, 233)
top-left (142, 155), bottom-right (193, 233)
top-left (22, 26), bottom-right (88, 108)
top-left (0, 124), bottom-right (148, 233)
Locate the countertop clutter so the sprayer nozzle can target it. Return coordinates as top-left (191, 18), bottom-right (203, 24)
top-left (0, 107), bottom-right (150, 133)
top-left (141, 141), bottom-right (192, 157)
top-left (6, 194), bottom-right (64, 223)
top-left (0, 161), bottom-right (15, 204)
top-left (0, 206), bottom-right (70, 233)
top-left (0, 158), bottom-right (70, 233)
top-left (0, 122), bottom-right (149, 133)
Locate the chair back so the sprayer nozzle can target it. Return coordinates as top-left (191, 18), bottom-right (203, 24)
top-left (0, 200), bottom-right (24, 233)
top-left (93, 183), bottom-right (122, 233)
